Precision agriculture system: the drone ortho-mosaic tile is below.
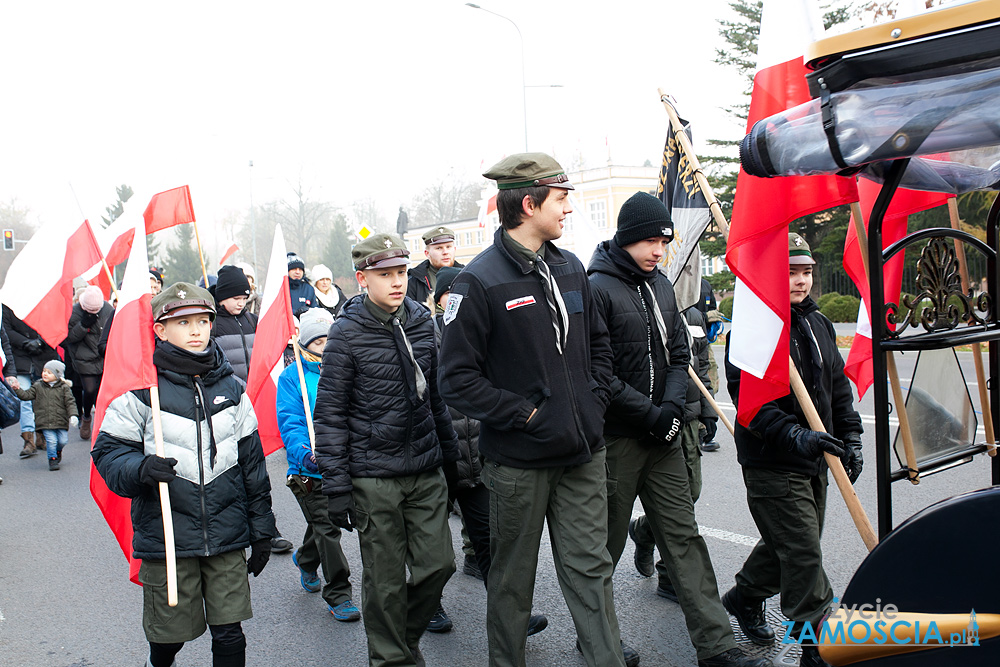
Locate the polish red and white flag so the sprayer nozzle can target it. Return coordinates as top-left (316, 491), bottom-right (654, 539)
top-left (843, 180), bottom-right (953, 397)
top-left (246, 226), bottom-right (294, 455)
top-left (219, 242), bottom-right (239, 267)
top-left (726, 0), bottom-right (859, 425)
top-left (0, 219), bottom-right (105, 348)
top-left (89, 213), bottom-right (158, 584)
top-left (144, 185), bottom-right (196, 235)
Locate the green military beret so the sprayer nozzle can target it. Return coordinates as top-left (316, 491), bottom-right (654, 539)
top-left (151, 282), bottom-right (216, 322)
top-left (483, 152), bottom-right (575, 191)
top-left (422, 226), bottom-right (456, 246)
top-left (789, 232), bottom-right (816, 265)
top-left (353, 233), bottom-right (410, 271)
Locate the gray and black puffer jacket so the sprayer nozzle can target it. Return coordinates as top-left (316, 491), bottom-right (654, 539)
top-left (92, 341), bottom-right (276, 559)
top-left (313, 295), bottom-right (461, 498)
top-left (211, 308), bottom-right (257, 383)
top-left (587, 240), bottom-right (690, 439)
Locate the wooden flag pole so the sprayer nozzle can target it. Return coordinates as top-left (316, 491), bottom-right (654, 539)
top-left (658, 90), bottom-right (730, 238)
top-left (789, 359), bottom-right (879, 552)
top-left (291, 336), bottom-right (317, 455)
top-left (848, 202), bottom-right (921, 483)
top-left (99, 258), bottom-right (122, 304)
top-left (192, 219), bottom-right (210, 288)
top-left (688, 366), bottom-right (735, 436)
top-left (947, 198), bottom-right (997, 455)
top-left (149, 386), bottom-right (178, 606)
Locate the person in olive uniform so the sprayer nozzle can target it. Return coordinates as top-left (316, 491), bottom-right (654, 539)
top-left (723, 233), bottom-right (864, 667)
top-left (406, 226), bottom-right (464, 308)
top-left (588, 192), bottom-right (770, 667)
top-left (313, 233), bottom-right (460, 667)
top-left (438, 153), bottom-right (628, 667)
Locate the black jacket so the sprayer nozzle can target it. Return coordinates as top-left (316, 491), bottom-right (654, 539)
top-left (2, 307), bottom-right (59, 376)
top-left (211, 308), bottom-right (258, 383)
top-left (92, 342), bottom-right (276, 559)
top-left (433, 315), bottom-right (482, 490)
top-left (288, 278), bottom-right (317, 317)
top-left (587, 240), bottom-right (690, 439)
top-left (683, 308), bottom-right (714, 424)
top-left (313, 295), bottom-right (460, 498)
top-left (65, 302), bottom-right (114, 375)
top-left (407, 259), bottom-right (466, 306)
top-left (725, 296), bottom-right (863, 476)
top-left (1, 325), bottom-right (14, 377)
top-left (438, 229), bottom-right (614, 469)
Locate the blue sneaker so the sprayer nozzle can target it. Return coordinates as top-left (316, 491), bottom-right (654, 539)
top-left (292, 550), bottom-right (321, 593)
top-left (329, 599), bottom-right (361, 622)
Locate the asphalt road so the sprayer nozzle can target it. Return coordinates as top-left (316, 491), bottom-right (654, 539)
top-left (0, 343), bottom-right (995, 666)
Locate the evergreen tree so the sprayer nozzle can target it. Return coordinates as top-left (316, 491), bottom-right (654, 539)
top-left (160, 225), bottom-right (205, 284)
top-left (321, 212), bottom-right (355, 282)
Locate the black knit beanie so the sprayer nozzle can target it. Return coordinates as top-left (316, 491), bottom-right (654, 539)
top-left (287, 252), bottom-right (306, 272)
top-left (434, 266), bottom-right (462, 304)
top-left (214, 265), bottom-right (252, 303)
top-left (613, 192), bottom-right (674, 248)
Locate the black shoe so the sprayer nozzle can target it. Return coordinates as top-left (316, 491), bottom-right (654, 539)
top-left (526, 614), bottom-right (548, 637)
top-left (701, 441), bottom-right (721, 452)
top-left (722, 587), bottom-right (775, 646)
top-left (698, 647), bottom-right (773, 667)
top-left (56, 450), bottom-right (62, 464)
top-left (656, 580), bottom-right (679, 603)
top-left (575, 639), bottom-right (640, 667)
top-left (799, 645), bottom-right (830, 667)
top-left (426, 605), bottom-right (453, 633)
top-left (463, 554), bottom-right (484, 580)
top-left (628, 518), bottom-right (655, 577)
top-left (271, 534), bottom-right (293, 553)
top-left (48, 458), bottom-right (60, 471)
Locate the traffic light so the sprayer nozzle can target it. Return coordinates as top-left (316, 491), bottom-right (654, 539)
top-left (3, 229), bottom-right (12, 251)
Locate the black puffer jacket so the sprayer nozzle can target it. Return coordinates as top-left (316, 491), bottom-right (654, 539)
top-left (438, 229), bottom-right (614, 469)
top-left (313, 295), bottom-right (460, 498)
top-left (587, 240), bottom-right (690, 439)
top-left (211, 308), bottom-right (257, 383)
top-left (2, 307), bottom-right (58, 375)
top-left (65, 302), bottom-right (114, 375)
top-left (92, 342), bottom-right (276, 559)
top-left (725, 296), bottom-right (863, 476)
top-left (683, 308), bottom-right (713, 424)
top-left (433, 316), bottom-right (482, 490)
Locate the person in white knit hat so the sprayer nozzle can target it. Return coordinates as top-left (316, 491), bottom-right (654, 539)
top-left (311, 264), bottom-right (347, 317)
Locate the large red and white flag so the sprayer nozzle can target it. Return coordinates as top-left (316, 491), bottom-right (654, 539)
top-left (246, 226), bottom-right (294, 455)
top-left (84, 211), bottom-right (139, 298)
top-left (90, 213), bottom-right (158, 584)
top-left (726, 0), bottom-right (859, 425)
top-left (0, 219), bottom-right (105, 348)
top-left (219, 242), bottom-right (239, 267)
top-left (843, 180), bottom-right (952, 397)
top-left (144, 185), bottom-right (196, 235)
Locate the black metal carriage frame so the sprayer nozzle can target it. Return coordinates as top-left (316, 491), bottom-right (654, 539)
top-left (867, 158), bottom-right (1000, 537)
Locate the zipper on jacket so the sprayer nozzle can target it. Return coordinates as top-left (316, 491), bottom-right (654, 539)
top-left (636, 285), bottom-right (655, 399)
top-left (237, 317), bottom-right (251, 372)
top-left (193, 382), bottom-right (211, 556)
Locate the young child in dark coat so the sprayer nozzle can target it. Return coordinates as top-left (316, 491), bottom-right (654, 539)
top-left (12, 360), bottom-right (77, 470)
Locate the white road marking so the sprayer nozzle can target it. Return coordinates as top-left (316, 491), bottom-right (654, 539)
top-left (698, 525), bottom-right (759, 547)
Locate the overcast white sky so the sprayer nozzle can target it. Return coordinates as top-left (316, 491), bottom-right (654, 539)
top-left (1, 0), bottom-right (748, 252)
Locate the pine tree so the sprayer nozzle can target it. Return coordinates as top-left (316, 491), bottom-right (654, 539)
top-left (321, 213), bottom-right (354, 282)
top-left (160, 225), bottom-right (205, 285)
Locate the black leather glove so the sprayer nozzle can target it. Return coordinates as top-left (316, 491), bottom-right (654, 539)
top-left (650, 403), bottom-right (683, 443)
top-left (328, 493), bottom-right (355, 532)
top-left (840, 432), bottom-right (864, 483)
top-left (80, 311), bottom-right (98, 327)
top-left (22, 338), bottom-right (44, 355)
top-left (302, 453), bottom-right (319, 474)
top-left (701, 417), bottom-right (718, 443)
top-left (247, 538), bottom-right (271, 577)
top-left (787, 425), bottom-right (846, 461)
top-left (138, 455), bottom-right (178, 486)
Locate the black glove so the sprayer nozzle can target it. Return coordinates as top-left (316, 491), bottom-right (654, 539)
top-left (80, 311), bottom-right (98, 327)
top-left (650, 403), bottom-right (683, 443)
top-left (247, 538), bottom-right (271, 577)
top-left (840, 432), bottom-right (864, 484)
top-left (22, 338), bottom-right (44, 355)
top-left (138, 455), bottom-right (178, 486)
top-left (328, 493), bottom-right (355, 532)
top-left (302, 452), bottom-right (319, 474)
top-left (701, 417), bottom-right (718, 443)
top-left (787, 425), bottom-right (846, 461)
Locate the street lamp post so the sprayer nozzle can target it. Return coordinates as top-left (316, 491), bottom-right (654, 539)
top-left (465, 3), bottom-right (528, 152)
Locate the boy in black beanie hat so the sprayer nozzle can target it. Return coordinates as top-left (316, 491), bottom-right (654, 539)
top-left (210, 265), bottom-right (258, 384)
top-left (287, 252), bottom-right (316, 317)
top-left (589, 192), bottom-right (768, 667)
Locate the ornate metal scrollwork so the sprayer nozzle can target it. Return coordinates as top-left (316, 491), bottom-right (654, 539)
top-left (883, 237), bottom-right (992, 337)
